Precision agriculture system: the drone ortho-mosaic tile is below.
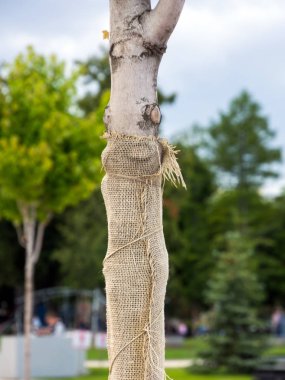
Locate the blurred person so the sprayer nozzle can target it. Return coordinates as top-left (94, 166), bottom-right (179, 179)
top-left (37, 310), bottom-right (65, 336)
top-left (35, 301), bottom-right (47, 327)
top-left (0, 301), bottom-right (9, 333)
top-left (32, 315), bottom-right (42, 333)
top-left (279, 309), bottom-right (285, 338)
top-left (178, 322), bottom-right (188, 336)
top-left (193, 311), bottom-right (211, 336)
top-left (271, 306), bottom-right (284, 337)
top-left (75, 298), bottom-right (91, 330)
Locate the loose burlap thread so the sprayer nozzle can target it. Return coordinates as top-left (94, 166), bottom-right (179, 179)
top-left (101, 132), bottom-right (185, 380)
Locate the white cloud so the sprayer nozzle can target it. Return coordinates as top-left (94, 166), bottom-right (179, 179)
top-left (168, 0), bottom-right (285, 69)
top-left (0, 1), bottom-right (109, 63)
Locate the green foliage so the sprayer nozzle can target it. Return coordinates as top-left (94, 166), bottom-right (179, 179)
top-left (252, 192), bottom-right (285, 304)
top-left (0, 221), bottom-right (22, 286)
top-left (208, 188), bottom-right (271, 241)
top-left (76, 47), bottom-right (111, 114)
top-left (207, 188), bottom-right (285, 306)
top-left (203, 91), bottom-right (281, 189)
top-left (0, 46), bottom-right (105, 223)
top-left (53, 189), bottom-right (107, 289)
top-left (163, 142), bottom-right (216, 315)
top-left (194, 233), bottom-right (267, 374)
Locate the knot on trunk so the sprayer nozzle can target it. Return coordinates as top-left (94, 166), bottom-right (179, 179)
top-left (137, 103), bottom-right (161, 133)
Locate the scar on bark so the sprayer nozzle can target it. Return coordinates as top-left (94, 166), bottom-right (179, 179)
top-left (126, 8), bottom-right (151, 31)
top-left (103, 104), bottom-right (111, 131)
top-left (109, 43), bottom-right (123, 73)
top-left (110, 37), bottom-right (166, 72)
top-left (142, 41), bottom-right (167, 57)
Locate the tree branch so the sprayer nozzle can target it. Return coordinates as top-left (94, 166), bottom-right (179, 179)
top-left (15, 224), bottom-right (26, 248)
top-left (144, 0), bottom-right (185, 46)
top-left (32, 213), bottom-right (52, 264)
top-left (110, 0), bottom-right (151, 38)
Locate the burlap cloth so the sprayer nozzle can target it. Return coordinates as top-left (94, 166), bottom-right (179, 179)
top-left (101, 132), bottom-right (185, 380)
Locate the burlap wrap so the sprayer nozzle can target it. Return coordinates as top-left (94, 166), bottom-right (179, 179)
top-left (101, 132), bottom-right (185, 380)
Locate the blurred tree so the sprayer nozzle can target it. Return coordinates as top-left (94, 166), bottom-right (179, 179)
top-left (198, 90), bottom-right (282, 264)
top-left (0, 221), bottom-right (22, 287)
top-left (53, 189), bottom-right (107, 289)
top-left (163, 141), bottom-right (216, 317)
top-left (204, 91), bottom-right (281, 190)
top-left (76, 46), bottom-right (176, 115)
top-left (195, 232), bottom-right (266, 374)
top-left (0, 46), bottom-right (104, 380)
top-left (208, 189), bottom-right (271, 241)
top-left (253, 192), bottom-right (285, 305)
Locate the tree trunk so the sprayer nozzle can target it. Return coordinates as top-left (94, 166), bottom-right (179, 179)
top-left (20, 206), bottom-right (49, 380)
top-left (24, 249), bottom-right (34, 380)
top-left (23, 217), bottom-right (35, 380)
top-left (102, 1), bottom-right (185, 379)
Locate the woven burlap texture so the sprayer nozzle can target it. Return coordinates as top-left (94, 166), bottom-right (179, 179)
top-left (102, 132), bottom-right (185, 380)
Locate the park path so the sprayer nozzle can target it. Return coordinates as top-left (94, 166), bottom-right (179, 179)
top-left (85, 359), bottom-right (194, 369)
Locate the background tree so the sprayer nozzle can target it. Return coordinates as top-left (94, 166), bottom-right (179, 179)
top-left (195, 232), bottom-right (266, 374)
top-left (0, 46), bottom-right (103, 380)
top-left (204, 91), bottom-right (281, 190)
top-left (53, 189), bottom-right (107, 289)
top-left (202, 91), bottom-right (281, 231)
top-left (163, 141), bottom-right (216, 318)
top-left (0, 221), bottom-right (22, 288)
top-left (253, 192), bottom-right (285, 305)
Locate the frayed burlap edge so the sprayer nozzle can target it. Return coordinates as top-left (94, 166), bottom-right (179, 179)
top-left (102, 131), bottom-right (186, 189)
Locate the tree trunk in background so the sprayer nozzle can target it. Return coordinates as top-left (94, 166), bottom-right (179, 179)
top-left (102, 1), bottom-right (185, 379)
top-left (20, 206), bottom-right (48, 380)
top-left (23, 212), bottom-right (35, 380)
top-left (24, 246), bottom-right (34, 380)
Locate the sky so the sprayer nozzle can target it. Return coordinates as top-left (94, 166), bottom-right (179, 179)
top-left (0, 0), bottom-right (284, 195)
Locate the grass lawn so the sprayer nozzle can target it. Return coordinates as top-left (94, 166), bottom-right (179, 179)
top-left (87, 336), bottom-right (208, 360)
top-left (56, 369), bottom-right (251, 380)
top-left (263, 344), bottom-right (285, 356)
top-left (87, 336), bottom-right (285, 361)
top-left (84, 336), bottom-right (285, 380)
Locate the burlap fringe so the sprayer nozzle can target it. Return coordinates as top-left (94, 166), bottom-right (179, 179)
top-left (160, 139), bottom-right (186, 189)
top-left (102, 131), bottom-right (186, 189)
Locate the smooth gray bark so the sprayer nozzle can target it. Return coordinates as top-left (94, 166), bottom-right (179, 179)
top-left (106, 0), bottom-right (185, 137)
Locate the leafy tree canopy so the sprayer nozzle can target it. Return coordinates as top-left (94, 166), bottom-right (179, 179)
top-left (0, 46), bottom-right (105, 224)
top-left (163, 140), bottom-right (216, 315)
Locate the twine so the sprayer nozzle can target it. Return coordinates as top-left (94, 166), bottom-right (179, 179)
top-left (101, 132), bottom-right (184, 380)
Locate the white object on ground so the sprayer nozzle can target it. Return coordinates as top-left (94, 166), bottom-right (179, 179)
top-left (0, 335), bottom-right (86, 378)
